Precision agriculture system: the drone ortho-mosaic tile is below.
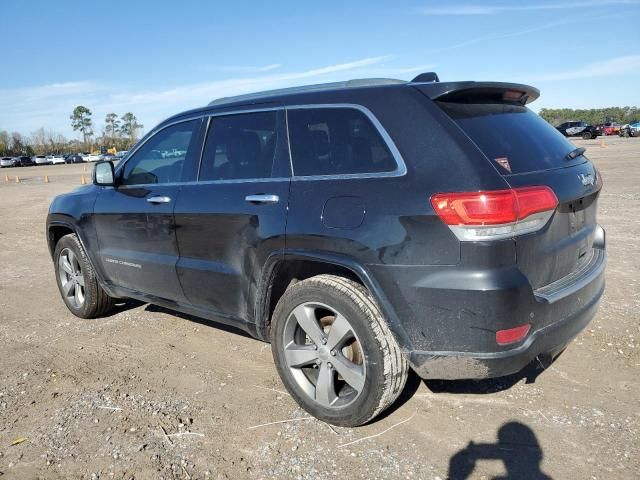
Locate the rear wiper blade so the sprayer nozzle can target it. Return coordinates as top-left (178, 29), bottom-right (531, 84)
top-left (565, 147), bottom-right (586, 160)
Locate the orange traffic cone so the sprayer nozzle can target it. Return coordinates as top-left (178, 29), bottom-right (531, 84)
top-left (4, 175), bottom-right (9, 183)
top-left (44, 175), bottom-right (50, 183)
top-left (15, 176), bottom-right (20, 183)
top-left (599, 137), bottom-right (607, 148)
top-left (80, 175), bottom-right (86, 185)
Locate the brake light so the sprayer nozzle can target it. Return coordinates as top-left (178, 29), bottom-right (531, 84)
top-left (496, 324), bottom-right (531, 345)
top-left (431, 186), bottom-right (558, 241)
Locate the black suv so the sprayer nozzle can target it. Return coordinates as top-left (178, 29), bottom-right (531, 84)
top-left (47, 74), bottom-right (606, 426)
top-left (556, 121), bottom-right (598, 139)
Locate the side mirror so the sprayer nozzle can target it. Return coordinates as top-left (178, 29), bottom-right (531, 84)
top-left (93, 160), bottom-right (115, 186)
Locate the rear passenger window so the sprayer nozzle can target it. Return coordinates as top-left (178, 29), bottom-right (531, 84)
top-left (287, 107), bottom-right (397, 177)
top-left (199, 111), bottom-right (278, 181)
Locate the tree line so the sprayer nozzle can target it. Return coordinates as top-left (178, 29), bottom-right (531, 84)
top-left (539, 106), bottom-right (639, 126)
top-left (0, 106), bottom-right (143, 157)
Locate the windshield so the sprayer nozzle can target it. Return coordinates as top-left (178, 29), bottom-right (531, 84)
top-left (437, 102), bottom-right (586, 175)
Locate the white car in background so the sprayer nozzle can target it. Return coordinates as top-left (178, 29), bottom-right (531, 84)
top-left (85, 153), bottom-right (101, 162)
top-left (33, 155), bottom-right (50, 165)
top-left (47, 155), bottom-right (65, 165)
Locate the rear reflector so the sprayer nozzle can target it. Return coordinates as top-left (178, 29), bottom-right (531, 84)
top-left (496, 324), bottom-right (531, 346)
top-left (431, 186), bottom-right (558, 241)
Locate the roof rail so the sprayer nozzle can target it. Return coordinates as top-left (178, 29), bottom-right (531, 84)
top-left (208, 78), bottom-right (406, 107)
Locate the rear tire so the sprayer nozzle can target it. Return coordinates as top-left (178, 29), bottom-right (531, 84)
top-left (54, 233), bottom-right (115, 318)
top-left (271, 274), bottom-right (408, 427)
top-left (582, 131), bottom-right (592, 140)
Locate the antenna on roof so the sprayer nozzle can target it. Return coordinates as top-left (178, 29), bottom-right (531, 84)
top-left (411, 72), bottom-right (440, 83)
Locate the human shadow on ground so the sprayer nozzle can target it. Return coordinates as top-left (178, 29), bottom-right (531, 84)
top-left (448, 421), bottom-right (552, 480)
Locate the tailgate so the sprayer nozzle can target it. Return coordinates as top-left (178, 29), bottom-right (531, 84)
top-left (505, 163), bottom-right (601, 289)
top-left (434, 99), bottom-right (602, 289)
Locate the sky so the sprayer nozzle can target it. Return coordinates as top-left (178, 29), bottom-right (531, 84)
top-left (2, 0), bottom-right (639, 138)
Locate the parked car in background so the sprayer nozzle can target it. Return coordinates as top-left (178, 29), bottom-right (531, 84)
top-left (65, 154), bottom-right (85, 164)
top-left (48, 155), bottom-right (66, 165)
top-left (33, 155), bottom-right (50, 165)
top-left (100, 153), bottom-right (117, 162)
top-left (115, 150), bottom-right (129, 160)
top-left (18, 156), bottom-right (35, 167)
top-left (1, 156), bottom-right (19, 167)
top-left (597, 122), bottom-right (621, 136)
top-left (85, 153), bottom-right (101, 162)
top-left (556, 121), bottom-right (598, 139)
top-left (619, 121), bottom-right (640, 137)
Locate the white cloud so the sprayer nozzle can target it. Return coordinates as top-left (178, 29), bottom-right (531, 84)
top-left (0, 81), bottom-right (104, 102)
top-left (425, 18), bottom-right (578, 53)
top-left (365, 64), bottom-right (435, 75)
top-left (103, 56), bottom-right (392, 108)
top-left (206, 64), bottom-right (282, 73)
top-left (419, 0), bottom-right (638, 15)
top-left (0, 57), bottom-right (394, 137)
top-left (525, 55), bottom-right (640, 81)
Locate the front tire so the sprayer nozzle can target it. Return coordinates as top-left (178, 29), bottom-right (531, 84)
top-left (54, 233), bottom-right (114, 318)
top-left (271, 275), bottom-right (408, 427)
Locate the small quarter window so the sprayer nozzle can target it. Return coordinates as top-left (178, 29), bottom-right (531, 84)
top-left (287, 107), bottom-right (397, 177)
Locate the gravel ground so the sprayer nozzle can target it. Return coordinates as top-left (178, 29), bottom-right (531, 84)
top-left (0, 137), bottom-right (638, 479)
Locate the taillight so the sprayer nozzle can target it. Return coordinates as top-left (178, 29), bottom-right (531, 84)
top-left (496, 324), bottom-right (531, 345)
top-left (431, 186), bottom-right (558, 241)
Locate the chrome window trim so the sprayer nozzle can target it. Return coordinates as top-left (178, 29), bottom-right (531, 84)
top-left (195, 107), bottom-right (286, 183)
top-left (285, 103), bottom-right (407, 181)
top-left (114, 103), bottom-right (407, 187)
top-left (114, 116), bottom-right (204, 185)
top-left (206, 106), bottom-right (283, 118)
top-left (116, 108), bottom-right (285, 187)
top-left (114, 177), bottom-right (291, 190)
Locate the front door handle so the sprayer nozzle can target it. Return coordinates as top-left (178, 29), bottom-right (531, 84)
top-left (245, 194), bottom-right (280, 204)
top-left (146, 195), bottom-right (172, 204)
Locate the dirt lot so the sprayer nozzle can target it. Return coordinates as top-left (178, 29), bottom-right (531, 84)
top-left (1, 138), bottom-right (638, 479)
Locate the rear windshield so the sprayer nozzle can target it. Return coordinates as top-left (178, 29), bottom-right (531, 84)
top-left (437, 102), bottom-right (586, 174)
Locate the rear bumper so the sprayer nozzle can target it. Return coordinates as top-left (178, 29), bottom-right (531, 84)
top-left (408, 279), bottom-right (603, 379)
top-left (368, 226), bottom-right (606, 380)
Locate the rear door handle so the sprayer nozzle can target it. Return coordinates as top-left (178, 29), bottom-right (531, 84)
top-left (146, 195), bottom-right (172, 204)
top-left (245, 194), bottom-right (280, 204)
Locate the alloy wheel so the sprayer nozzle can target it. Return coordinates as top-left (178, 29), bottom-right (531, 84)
top-left (58, 248), bottom-right (86, 309)
top-left (282, 302), bottom-right (366, 409)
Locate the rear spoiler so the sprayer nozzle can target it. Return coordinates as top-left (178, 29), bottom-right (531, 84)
top-left (412, 81), bottom-right (540, 105)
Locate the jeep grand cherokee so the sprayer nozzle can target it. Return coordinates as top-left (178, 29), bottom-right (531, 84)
top-left (47, 73), bottom-right (606, 426)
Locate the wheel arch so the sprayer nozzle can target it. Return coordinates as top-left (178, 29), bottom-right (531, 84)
top-left (47, 217), bottom-right (79, 258)
top-left (255, 250), bottom-right (413, 352)
top-left (47, 216), bottom-right (116, 298)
